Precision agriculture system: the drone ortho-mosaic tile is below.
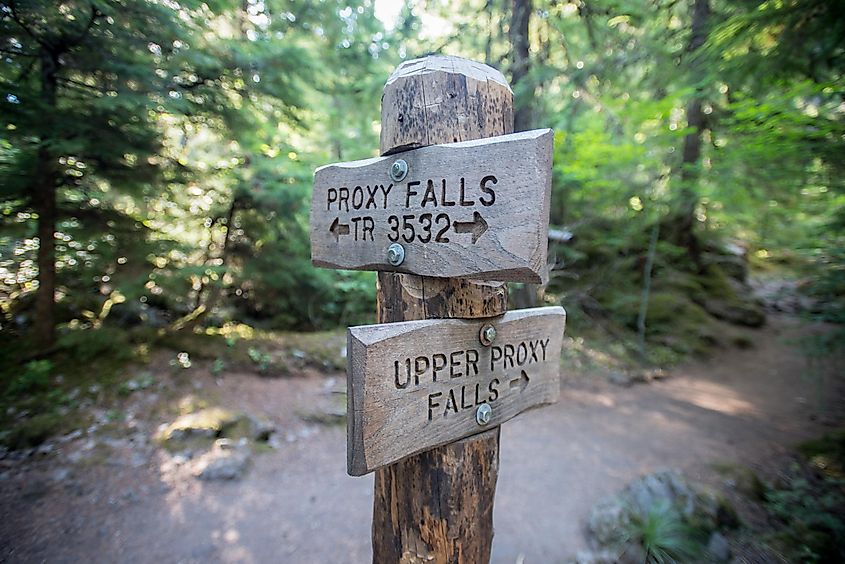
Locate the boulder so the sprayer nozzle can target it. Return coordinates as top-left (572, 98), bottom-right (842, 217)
top-left (157, 407), bottom-right (276, 446)
top-left (707, 531), bottom-right (732, 562)
top-left (246, 415), bottom-right (275, 442)
top-left (191, 439), bottom-right (250, 481)
top-left (569, 550), bottom-right (619, 564)
top-left (587, 470), bottom-right (728, 558)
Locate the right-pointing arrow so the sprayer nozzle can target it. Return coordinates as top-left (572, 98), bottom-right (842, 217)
top-left (329, 217), bottom-right (350, 241)
top-left (509, 370), bottom-right (530, 392)
top-left (453, 211), bottom-right (489, 244)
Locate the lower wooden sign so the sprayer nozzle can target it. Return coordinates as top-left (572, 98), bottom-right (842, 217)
top-left (346, 306), bottom-right (566, 476)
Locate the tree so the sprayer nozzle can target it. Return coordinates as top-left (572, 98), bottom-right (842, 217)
top-left (510, 0), bottom-right (533, 131)
top-left (0, 0), bottom-right (320, 344)
top-left (673, 0), bottom-right (710, 260)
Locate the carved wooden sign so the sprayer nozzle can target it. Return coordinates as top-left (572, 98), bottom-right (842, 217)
top-left (346, 306), bottom-right (565, 476)
top-left (311, 129), bottom-right (554, 284)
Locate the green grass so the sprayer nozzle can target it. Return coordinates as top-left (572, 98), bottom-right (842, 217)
top-left (630, 501), bottom-right (702, 564)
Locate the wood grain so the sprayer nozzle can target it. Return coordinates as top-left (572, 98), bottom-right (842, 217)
top-left (311, 129), bottom-right (553, 284)
top-left (372, 54), bottom-right (514, 564)
top-left (347, 306), bottom-right (565, 476)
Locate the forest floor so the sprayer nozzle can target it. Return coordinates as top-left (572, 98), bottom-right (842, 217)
top-left (1, 312), bottom-right (843, 563)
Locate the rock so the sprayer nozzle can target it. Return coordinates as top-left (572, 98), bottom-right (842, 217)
top-left (130, 452), bottom-right (148, 468)
top-left (703, 252), bottom-right (748, 283)
top-left (123, 489), bottom-right (139, 504)
top-left (587, 470), bottom-right (728, 557)
top-left (246, 415), bottom-right (275, 442)
top-left (588, 497), bottom-right (632, 547)
top-left (51, 467), bottom-right (72, 483)
top-left (36, 442), bottom-right (55, 455)
top-left (191, 440), bottom-right (250, 481)
top-left (158, 407), bottom-right (276, 446)
top-left (702, 296), bottom-right (766, 328)
top-left (607, 372), bottom-right (634, 387)
top-left (627, 471), bottom-right (720, 525)
top-left (157, 407), bottom-right (241, 443)
top-left (570, 549), bottom-right (618, 564)
top-left (707, 532), bottom-right (731, 562)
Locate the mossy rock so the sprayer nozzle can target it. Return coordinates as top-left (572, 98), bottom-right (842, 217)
top-left (645, 293), bottom-right (719, 355)
top-left (158, 407), bottom-right (241, 441)
top-left (697, 266), bottom-right (765, 328)
top-left (157, 407), bottom-right (274, 451)
top-left (588, 471), bottom-right (732, 561)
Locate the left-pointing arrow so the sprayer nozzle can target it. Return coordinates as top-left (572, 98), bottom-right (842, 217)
top-left (330, 217), bottom-right (350, 241)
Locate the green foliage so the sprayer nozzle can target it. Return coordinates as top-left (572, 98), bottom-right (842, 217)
top-left (2, 411), bottom-right (66, 450)
top-left (247, 347), bottom-right (272, 373)
top-left (0, 0), bottom-right (842, 367)
top-left (117, 372), bottom-right (154, 396)
top-left (628, 501), bottom-right (701, 564)
top-left (6, 360), bottom-right (53, 397)
top-left (56, 327), bottom-right (134, 364)
top-left (800, 430), bottom-right (845, 479)
top-left (765, 475), bottom-right (845, 563)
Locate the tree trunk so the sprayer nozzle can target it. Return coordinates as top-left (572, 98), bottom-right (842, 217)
top-left (674, 0), bottom-right (710, 259)
top-left (176, 196), bottom-right (238, 332)
top-left (372, 55), bottom-right (512, 564)
top-left (510, 0), bottom-right (532, 132)
top-left (33, 51), bottom-right (59, 350)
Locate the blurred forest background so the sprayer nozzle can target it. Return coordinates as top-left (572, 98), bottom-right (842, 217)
top-left (1, 0), bottom-right (843, 445)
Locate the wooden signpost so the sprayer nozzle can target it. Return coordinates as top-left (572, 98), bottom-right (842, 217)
top-left (310, 55), bottom-right (564, 563)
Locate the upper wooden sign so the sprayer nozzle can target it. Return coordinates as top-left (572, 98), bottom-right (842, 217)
top-left (346, 306), bottom-right (565, 476)
top-left (311, 129), bottom-right (553, 284)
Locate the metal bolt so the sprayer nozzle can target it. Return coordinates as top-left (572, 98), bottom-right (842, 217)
top-left (476, 403), bottom-right (492, 426)
top-left (389, 159), bottom-right (408, 182)
top-left (386, 243), bottom-right (405, 266)
top-left (479, 324), bottom-right (496, 346)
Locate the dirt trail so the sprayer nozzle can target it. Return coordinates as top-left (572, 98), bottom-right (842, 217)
top-left (1, 314), bottom-right (843, 563)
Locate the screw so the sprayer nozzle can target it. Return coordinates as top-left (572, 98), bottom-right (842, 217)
top-left (386, 243), bottom-right (405, 266)
top-left (389, 159), bottom-right (408, 182)
top-left (479, 324), bottom-right (496, 346)
top-left (476, 403), bottom-right (492, 426)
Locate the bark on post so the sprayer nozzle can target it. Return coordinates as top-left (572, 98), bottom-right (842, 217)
top-left (372, 55), bottom-right (513, 564)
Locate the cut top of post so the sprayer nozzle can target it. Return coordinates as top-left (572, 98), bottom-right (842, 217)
top-left (381, 55), bottom-right (514, 155)
top-left (385, 55), bottom-right (512, 92)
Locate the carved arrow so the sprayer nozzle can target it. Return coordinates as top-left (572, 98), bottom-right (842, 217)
top-left (509, 370), bottom-right (530, 392)
top-left (453, 211), bottom-right (489, 244)
top-left (329, 217), bottom-right (350, 241)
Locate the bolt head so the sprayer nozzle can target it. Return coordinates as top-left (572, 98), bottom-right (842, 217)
top-left (476, 403), bottom-right (492, 426)
top-left (479, 324), bottom-right (496, 346)
top-left (389, 159), bottom-right (408, 182)
top-left (386, 243), bottom-right (405, 266)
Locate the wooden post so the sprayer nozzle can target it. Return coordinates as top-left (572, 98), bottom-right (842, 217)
top-left (373, 55), bottom-right (513, 564)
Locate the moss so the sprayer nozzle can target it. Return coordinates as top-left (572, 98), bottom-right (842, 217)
top-left (157, 407), bottom-right (241, 441)
top-left (696, 266), bottom-right (766, 327)
top-left (719, 462), bottom-right (767, 501)
top-left (156, 405), bottom-right (268, 452)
